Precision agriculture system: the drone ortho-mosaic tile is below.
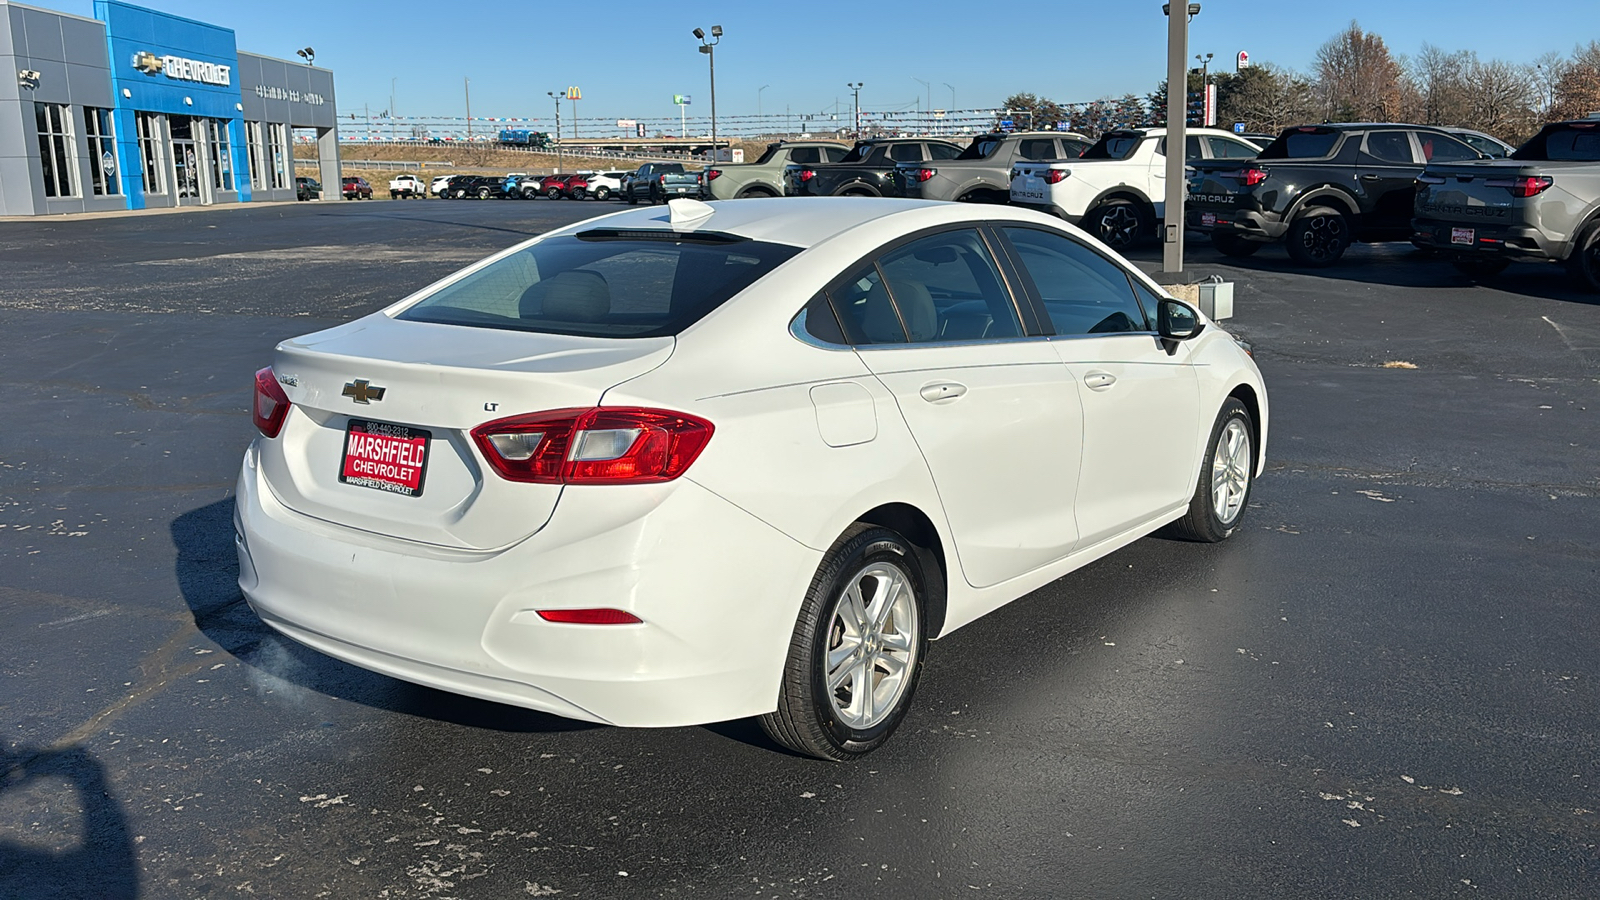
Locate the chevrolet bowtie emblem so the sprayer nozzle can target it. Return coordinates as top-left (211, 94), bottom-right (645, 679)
top-left (132, 51), bottom-right (163, 75)
top-left (342, 379), bottom-right (386, 404)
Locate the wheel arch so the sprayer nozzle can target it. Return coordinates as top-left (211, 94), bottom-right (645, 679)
top-left (834, 181), bottom-right (882, 197)
top-left (1227, 382), bottom-right (1264, 477)
top-left (853, 503), bottom-right (949, 640)
top-left (1287, 186), bottom-right (1358, 221)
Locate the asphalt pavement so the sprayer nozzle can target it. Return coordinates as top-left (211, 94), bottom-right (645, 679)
top-left (1, 198), bottom-right (1597, 899)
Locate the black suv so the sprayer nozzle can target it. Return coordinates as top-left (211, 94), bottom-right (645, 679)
top-left (1187, 123), bottom-right (1488, 266)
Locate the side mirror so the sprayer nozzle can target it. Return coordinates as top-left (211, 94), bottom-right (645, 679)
top-left (1157, 298), bottom-right (1204, 350)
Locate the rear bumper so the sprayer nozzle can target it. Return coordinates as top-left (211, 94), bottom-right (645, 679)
top-left (1410, 217), bottom-right (1568, 262)
top-left (235, 443), bottom-right (819, 728)
top-left (1187, 207), bottom-right (1288, 241)
top-left (1012, 200), bottom-right (1077, 224)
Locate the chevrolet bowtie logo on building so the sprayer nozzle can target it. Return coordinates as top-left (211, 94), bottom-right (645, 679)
top-left (342, 380), bottom-right (386, 404)
top-left (130, 50), bottom-right (232, 86)
top-left (132, 51), bottom-right (162, 75)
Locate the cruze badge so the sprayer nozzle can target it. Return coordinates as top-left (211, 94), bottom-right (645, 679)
top-left (342, 380), bottom-right (386, 404)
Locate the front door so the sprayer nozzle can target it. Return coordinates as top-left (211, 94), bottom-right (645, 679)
top-left (838, 228), bottom-right (1085, 592)
top-left (169, 116), bottom-right (209, 206)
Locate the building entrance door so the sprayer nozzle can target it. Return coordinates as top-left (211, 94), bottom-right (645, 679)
top-left (169, 116), bottom-right (211, 205)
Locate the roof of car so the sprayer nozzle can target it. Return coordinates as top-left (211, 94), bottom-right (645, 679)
top-left (541, 197), bottom-right (1059, 250)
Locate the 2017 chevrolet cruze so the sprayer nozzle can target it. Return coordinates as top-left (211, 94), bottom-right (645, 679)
top-left (237, 197), bottom-right (1267, 759)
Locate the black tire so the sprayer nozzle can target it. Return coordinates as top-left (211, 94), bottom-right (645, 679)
top-left (521, 188), bottom-right (537, 200)
top-left (1451, 257), bottom-right (1510, 279)
top-left (546, 187), bottom-right (562, 200)
top-left (759, 526), bottom-right (931, 761)
top-left (1212, 232), bottom-right (1264, 258)
top-left (650, 186), bottom-right (663, 204)
top-left (737, 186), bottom-right (777, 199)
top-left (389, 191), bottom-right (397, 199)
top-left (627, 191), bottom-right (638, 205)
top-left (1565, 220), bottom-right (1600, 292)
top-left (453, 189), bottom-right (466, 199)
top-left (1084, 199), bottom-right (1152, 251)
top-left (571, 187), bottom-right (586, 200)
top-left (476, 186), bottom-right (492, 200)
top-left (593, 187), bottom-right (610, 201)
top-left (1163, 398), bottom-right (1255, 543)
top-left (1284, 206), bottom-right (1350, 267)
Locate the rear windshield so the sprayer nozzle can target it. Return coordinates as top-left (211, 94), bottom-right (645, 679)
top-left (1512, 124), bottom-right (1600, 161)
top-left (1258, 128), bottom-right (1340, 159)
top-left (957, 136), bottom-right (1003, 160)
top-left (397, 235), bottom-right (801, 338)
top-left (1080, 133), bottom-right (1143, 160)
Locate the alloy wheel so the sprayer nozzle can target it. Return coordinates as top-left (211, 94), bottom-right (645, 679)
top-left (824, 562), bottom-right (920, 731)
top-left (1098, 206), bottom-right (1139, 248)
top-left (1299, 215), bottom-right (1345, 261)
top-left (1210, 419), bottom-right (1251, 526)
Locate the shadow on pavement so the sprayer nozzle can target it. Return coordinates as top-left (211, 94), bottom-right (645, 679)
top-left (171, 499), bottom-right (598, 735)
top-left (0, 745), bottom-right (138, 900)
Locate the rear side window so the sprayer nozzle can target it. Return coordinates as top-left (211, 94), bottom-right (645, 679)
top-left (1002, 228), bottom-right (1149, 336)
top-left (1514, 124), bottom-right (1600, 161)
top-left (788, 147), bottom-right (821, 165)
top-left (398, 235), bottom-right (800, 338)
top-left (928, 143), bottom-right (962, 160)
top-left (876, 231), bottom-right (1022, 343)
top-left (821, 146), bottom-right (849, 162)
top-left (1081, 133), bottom-right (1142, 160)
top-left (1259, 128), bottom-right (1340, 159)
top-left (1363, 131), bottom-right (1415, 164)
top-left (1206, 136), bottom-right (1258, 159)
top-left (1019, 139), bottom-right (1056, 160)
top-left (829, 264), bottom-right (902, 345)
top-left (889, 144), bottom-right (923, 162)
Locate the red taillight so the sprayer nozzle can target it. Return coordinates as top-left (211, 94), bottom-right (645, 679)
top-left (914, 167), bottom-right (937, 182)
top-left (1485, 175), bottom-right (1553, 198)
top-left (1043, 169), bottom-right (1069, 185)
top-left (657, 173), bottom-right (667, 183)
top-left (706, 168), bottom-right (722, 181)
top-left (1230, 167), bottom-right (1268, 186)
top-left (536, 608), bottom-right (643, 625)
top-left (471, 407), bottom-right (714, 485)
top-left (252, 367), bottom-right (290, 438)
top-left (798, 168), bottom-right (815, 182)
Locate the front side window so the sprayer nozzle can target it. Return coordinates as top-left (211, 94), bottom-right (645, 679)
top-left (398, 234), bottom-right (800, 338)
top-left (84, 107), bottom-right (119, 196)
top-left (1206, 136), bottom-right (1258, 159)
top-left (35, 103), bottom-right (76, 198)
top-left (137, 113), bottom-right (165, 194)
top-left (1002, 227), bottom-right (1149, 336)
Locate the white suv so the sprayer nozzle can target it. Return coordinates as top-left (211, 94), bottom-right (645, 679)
top-left (579, 171), bottom-right (630, 201)
top-left (428, 174), bottom-right (455, 198)
top-left (1010, 127), bottom-right (1260, 250)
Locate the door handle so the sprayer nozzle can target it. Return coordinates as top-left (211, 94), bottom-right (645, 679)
top-left (1083, 371), bottom-right (1117, 391)
top-left (1360, 173), bottom-right (1381, 181)
top-left (918, 382), bottom-right (967, 403)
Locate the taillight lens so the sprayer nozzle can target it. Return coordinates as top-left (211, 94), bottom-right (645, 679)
top-left (252, 367), bottom-right (291, 438)
top-left (914, 167), bottom-right (937, 182)
top-left (1230, 167), bottom-right (1268, 186)
top-left (706, 169), bottom-right (722, 181)
top-left (537, 608), bottom-right (643, 625)
top-left (799, 168), bottom-right (815, 182)
top-left (1043, 169), bottom-right (1070, 185)
top-left (1485, 175), bottom-right (1553, 198)
top-left (657, 174), bottom-right (667, 183)
top-left (471, 407), bottom-right (714, 484)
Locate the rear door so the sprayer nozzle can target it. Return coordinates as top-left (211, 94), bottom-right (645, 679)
top-left (1357, 130), bottom-right (1425, 235)
top-left (997, 226), bottom-right (1199, 547)
top-left (838, 228), bottom-right (1085, 590)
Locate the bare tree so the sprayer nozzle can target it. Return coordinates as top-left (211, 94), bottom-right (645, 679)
top-left (1531, 50), bottom-right (1567, 117)
top-left (1315, 22), bottom-right (1404, 121)
top-left (1218, 63), bottom-right (1318, 133)
top-left (1550, 41), bottom-right (1600, 122)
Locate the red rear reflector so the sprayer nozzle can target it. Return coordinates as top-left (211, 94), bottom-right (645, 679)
top-left (914, 167), bottom-right (937, 182)
top-left (706, 169), bottom-right (721, 180)
top-left (472, 407), bottom-right (714, 485)
top-left (253, 367), bottom-right (290, 438)
top-left (536, 608), bottom-right (642, 625)
top-left (1043, 169), bottom-right (1069, 185)
top-left (1229, 167), bottom-right (1268, 186)
top-left (799, 168), bottom-right (815, 182)
top-left (1485, 175), bottom-right (1553, 198)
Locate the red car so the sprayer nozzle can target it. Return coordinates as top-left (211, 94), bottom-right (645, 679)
top-left (340, 176), bottom-right (372, 200)
top-left (563, 173), bottom-right (592, 199)
top-left (539, 174), bottom-right (577, 200)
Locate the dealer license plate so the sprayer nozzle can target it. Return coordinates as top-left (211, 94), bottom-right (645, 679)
top-left (1451, 227), bottom-right (1475, 246)
top-left (1201, 211), bottom-right (1217, 227)
top-left (340, 419), bottom-right (431, 497)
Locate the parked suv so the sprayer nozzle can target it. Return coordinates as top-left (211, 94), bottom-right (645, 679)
top-left (340, 176), bottom-right (373, 200)
top-left (702, 142), bottom-right (849, 200)
top-left (1413, 118), bottom-right (1600, 289)
top-left (429, 174), bottom-right (455, 197)
top-left (295, 176), bottom-right (320, 201)
top-left (784, 138), bottom-right (963, 197)
top-left (1187, 123), bottom-right (1487, 266)
top-left (580, 170), bottom-right (630, 201)
top-left (890, 131), bottom-right (1090, 204)
top-left (624, 163), bottom-right (700, 203)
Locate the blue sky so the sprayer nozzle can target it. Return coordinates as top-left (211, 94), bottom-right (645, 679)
top-left (61, 0), bottom-right (1600, 123)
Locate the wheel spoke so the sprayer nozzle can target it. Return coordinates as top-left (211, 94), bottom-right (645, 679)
top-left (827, 637), bottom-right (860, 675)
top-left (827, 651), bottom-right (856, 690)
top-left (853, 659), bottom-right (874, 722)
top-left (880, 629), bottom-right (912, 653)
top-left (876, 650), bottom-right (908, 679)
top-left (872, 572), bottom-right (904, 631)
top-left (844, 582), bottom-right (870, 634)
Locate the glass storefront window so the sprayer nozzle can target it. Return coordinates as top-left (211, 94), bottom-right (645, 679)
top-left (137, 113), bottom-right (166, 194)
top-left (245, 121), bottom-right (265, 189)
top-left (209, 120), bottom-right (234, 192)
top-left (84, 107), bottom-right (120, 196)
top-left (267, 123), bottom-right (289, 189)
top-left (35, 103), bottom-right (76, 198)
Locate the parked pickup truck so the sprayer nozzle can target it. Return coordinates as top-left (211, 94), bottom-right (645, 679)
top-left (1413, 117), bottom-right (1600, 289)
top-left (389, 174), bottom-right (425, 199)
top-left (784, 138), bottom-right (963, 198)
top-left (1009, 127), bottom-right (1260, 251)
top-left (890, 131), bottom-right (1090, 204)
top-left (1186, 123), bottom-right (1487, 266)
top-left (701, 141), bottom-right (850, 200)
top-left (625, 162), bottom-right (701, 204)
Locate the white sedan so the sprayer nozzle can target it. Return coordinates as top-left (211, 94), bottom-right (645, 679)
top-left (237, 197), bottom-right (1267, 759)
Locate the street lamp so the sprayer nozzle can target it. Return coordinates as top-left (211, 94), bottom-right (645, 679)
top-left (913, 78), bottom-right (930, 133)
top-left (693, 26), bottom-right (722, 160)
top-left (295, 47), bottom-right (314, 65)
top-left (759, 84), bottom-right (770, 122)
top-left (847, 82), bottom-right (864, 137)
top-left (546, 90), bottom-right (564, 171)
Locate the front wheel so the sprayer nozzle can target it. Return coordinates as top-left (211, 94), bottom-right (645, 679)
top-left (1212, 232), bottom-right (1263, 258)
top-left (760, 526), bottom-right (929, 761)
top-left (1285, 207), bottom-right (1350, 267)
top-left (1164, 398), bottom-right (1255, 543)
top-left (546, 187), bottom-right (562, 200)
top-left (1084, 199), bottom-right (1151, 251)
top-left (476, 187), bottom-right (492, 200)
top-left (570, 187), bottom-right (586, 200)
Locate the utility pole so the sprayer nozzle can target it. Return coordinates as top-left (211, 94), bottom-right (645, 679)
top-left (848, 83), bottom-right (863, 138)
top-left (914, 78), bottom-right (930, 134)
top-left (464, 77), bottom-right (472, 141)
top-left (547, 91), bottom-right (563, 171)
top-left (1163, 2), bottom-right (1196, 275)
top-left (694, 27), bottom-right (723, 160)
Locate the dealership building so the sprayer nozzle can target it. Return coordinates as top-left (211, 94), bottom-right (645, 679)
top-left (0, 0), bottom-right (339, 215)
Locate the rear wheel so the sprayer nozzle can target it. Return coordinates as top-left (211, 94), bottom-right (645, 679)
top-left (389, 190), bottom-right (398, 199)
top-left (593, 186), bottom-right (611, 201)
top-left (476, 186), bottom-right (492, 200)
top-left (570, 187), bottom-right (586, 200)
top-left (1451, 257), bottom-right (1510, 279)
top-left (1212, 232), bottom-right (1263, 258)
top-left (453, 189), bottom-right (466, 199)
top-left (1084, 199), bottom-right (1151, 251)
top-left (1566, 220), bottom-right (1600, 292)
top-left (1285, 206), bottom-right (1350, 267)
top-left (737, 186), bottom-right (777, 199)
top-left (760, 526), bottom-right (929, 761)
top-left (1164, 398), bottom-right (1255, 543)
top-left (521, 188), bottom-right (537, 200)
top-left (627, 191), bottom-right (638, 205)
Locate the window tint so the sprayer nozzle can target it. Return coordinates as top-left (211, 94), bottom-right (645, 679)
top-left (788, 147), bottom-right (820, 165)
top-left (795, 292), bottom-right (846, 345)
top-left (398, 235), bottom-right (799, 338)
top-left (839, 143), bottom-right (870, 163)
top-left (829, 264), bottom-right (903, 344)
top-left (1206, 136), bottom-right (1258, 159)
top-left (928, 143), bottom-right (963, 160)
top-left (889, 143), bottom-right (924, 162)
top-left (876, 230), bottom-right (1022, 343)
top-left (957, 137), bottom-right (1003, 160)
top-left (1364, 131), bottom-right (1414, 164)
top-left (1513, 124), bottom-right (1600, 161)
top-left (1002, 228), bottom-right (1149, 336)
top-left (864, 146), bottom-right (892, 165)
top-left (821, 146), bottom-right (849, 162)
top-left (1258, 128), bottom-right (1340, 159)
top-left (1419, 133), bottom-right (1478, 162)
top-left (1019, 139), bottom-right (1057, 160)
top-left (1081, 133), bottom-right (1142, 160)
top-left (1457, 134), bottom-right (1502, 157)
top-left (1155, 136), bottom-right (1205, 160)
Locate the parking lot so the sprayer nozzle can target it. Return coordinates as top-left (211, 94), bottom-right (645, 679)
top-left (2, 199), bottom-right (1597, 898)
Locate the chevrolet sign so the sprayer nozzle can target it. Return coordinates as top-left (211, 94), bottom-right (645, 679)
top-left (132, 51), bottom-right (231, 87)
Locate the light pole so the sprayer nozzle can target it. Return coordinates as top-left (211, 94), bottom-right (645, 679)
top-left (693, 26), bottom-right (722, 160)
top-left (546, 90), bottom-right (563, 171)
top-left (390, 77), bottom-right (397, 141)
top-left (1195, 51), bottom-right (1214, 127)
top-left (758, 84), bottom-right (770, 126)
top-left (848, 82), bottom-right (864, 137)
top-left (913, 78), bottom-right (930, 134)
top-left (1163, 2), bottom-right (1200, 274)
